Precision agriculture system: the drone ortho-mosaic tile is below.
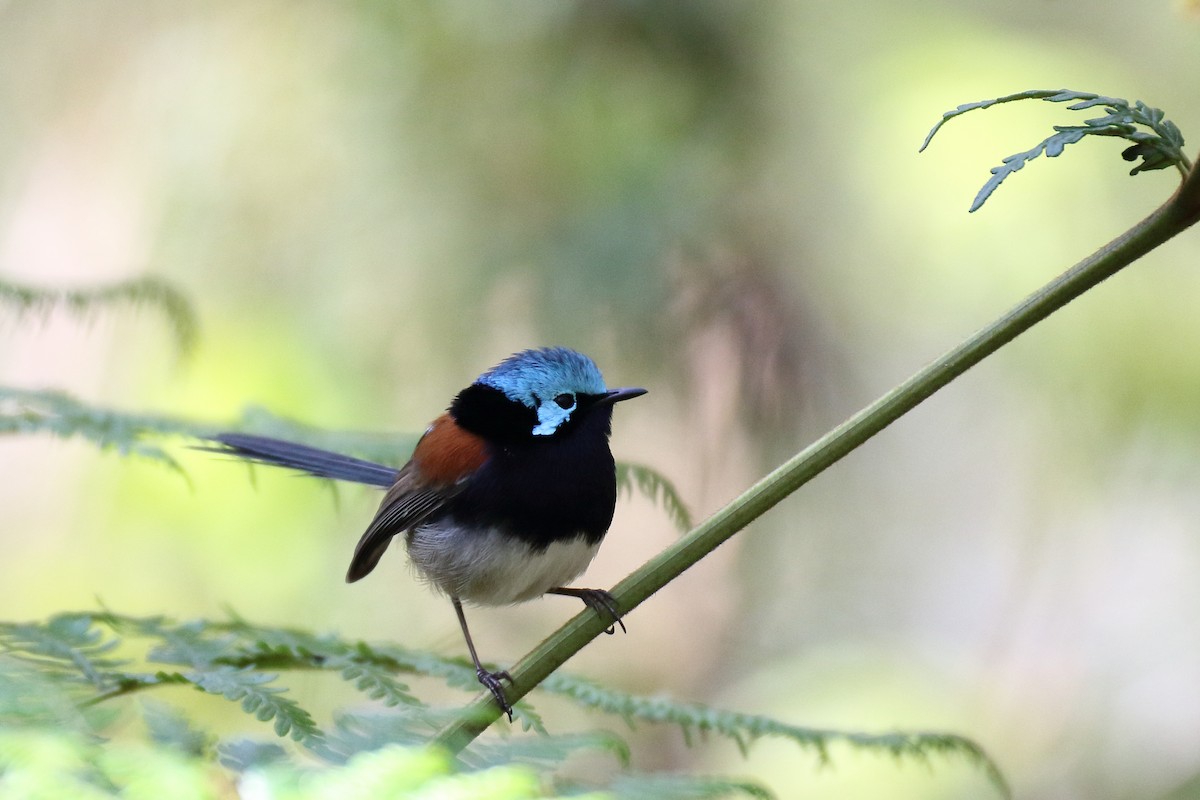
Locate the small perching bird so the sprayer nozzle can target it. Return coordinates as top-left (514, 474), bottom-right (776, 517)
top-left (205, 347), bottom-right (646, 717)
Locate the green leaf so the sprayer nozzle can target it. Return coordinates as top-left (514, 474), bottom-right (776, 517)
top-left (606, 773), bottom-right (773, 800)
top-left (143, 621), bottom-right (239, 668)
top-left (1, 610), bottom-right (1009, 796)
top-left (921, 89), bottom-right (1117, 150)
top-left (139, 699), bottom-right (212, 757)
top-left (467, 729), bottom-right (632, 771)
top-left (0, 614), bottom-right (126, 688)
top-left (335, 659), bottom-right (421, 708)
top-left (216, 739), bottom-right (291, 772)
top-left (539, 672), bottom-right (1010, 798)
top-left (507, 702), bottom-right (547, 736)
top-left (0, 656), bottom-right (100, 730)
top-left (184, 666), bottom-right (325, 746)
top-left (0, 275), bottom-right (198, 356)
top-left (617, 462), bottom-right (693, 531)
top-left (921, 88), bottom-right (1191, 211)
top-left (0, 387), bottom-right (201, 475)
top-left (319, 708), bottom-right (462, 761)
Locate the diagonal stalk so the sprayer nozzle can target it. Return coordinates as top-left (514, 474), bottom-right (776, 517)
top-left (434, 160), bottom-right (1200, 753)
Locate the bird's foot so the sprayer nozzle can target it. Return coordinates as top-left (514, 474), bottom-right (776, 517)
top-left (476, 667), bottom-right (514, 721)
top-left (550, 587), bottom-right (627, 635)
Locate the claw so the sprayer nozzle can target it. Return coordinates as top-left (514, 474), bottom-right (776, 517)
top-left (476, 668), bottom-right (513, 721)
top-left (549, 587), bottom-right (627, 634)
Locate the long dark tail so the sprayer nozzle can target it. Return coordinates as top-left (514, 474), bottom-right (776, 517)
top-left (200, 433), bottom-right (398, 488)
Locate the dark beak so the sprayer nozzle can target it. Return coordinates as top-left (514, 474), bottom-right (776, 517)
top-left (596, 386), bottom-right (648, 406)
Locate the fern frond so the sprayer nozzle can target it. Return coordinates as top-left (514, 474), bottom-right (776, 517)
top-left (216, 738), bottom-right (291, 772)
top-left (2, 611), bottom-right (1007, 794)
top-left (0, 614), bottom-right (127, 688)
top-left (318, 708), bottom-right (460, 761)
top-left (539, 672), bottom-right (1009, 797)
top-left (334, 658), bottom-right (421, 708)
top-left (606, 773), bottom-right (773, 800)
top-left (142, 620), bottom-right (240, 667)
top-left (0, 389), bottom-right (417, 477)
top-left (0, 655), bottom-right (100, 730)
top-left (467, 728), bottom-right (631, 771)
top-left (921, 89), bottom-right (1190, 211)
top-left (0, 275), bottom-right (198, 355)
top-left (186, 666), bottom-right (325, 745)
top-left (353, 640), bottom-right (504, 696)
top-left (617, 461), bottom-right (693, 531)
top-left (222, 618), bottom-right (342, 661)
top-left (508, 702), bottom-right (548, 736)
top-left (0, 388), bottom-right (414, 470)
top-left (139, 699), bottom-right (213, 757)
top-left (0, 387), bottom-right (206, 473)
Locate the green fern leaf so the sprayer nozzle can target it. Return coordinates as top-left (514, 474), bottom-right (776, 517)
top-left (0, 275), bottom-right (198, 355)
top-left (3, 611), bottom-right (1007, 796)
top-left (920, 89), bottom-right (1119, 150)
top-left (607, 773), bottom-right (773, 800)
top-left (921, 88), bottom-right (1190, 211)
top-left (468, 729), bottom-right (631, 771)
top-left (617, 462), bottom-right (693, 531)
top-left (508, 702), bottom-right (547, 736)
top-left (144, 622), bottom-right (239, 667)
top-left (335, 659), bottom-right (421, 708)
top-left (0, 387), bottom-right (203, 474)
top-left (217, 739), bottom-right (291, 772)
top-left (319, 708), bottom-right (463, 761)
top-left (185, 666), bottom-right (325, 745)
top-left (539, 672), bottom-right (1009, 797)
top-left (140, 699), bottom-right (212, 757)
top-left (0, 614), bottom-right (126, 688)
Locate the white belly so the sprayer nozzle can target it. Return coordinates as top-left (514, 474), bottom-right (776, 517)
top-left (406, 523), bottom-right (601, 606)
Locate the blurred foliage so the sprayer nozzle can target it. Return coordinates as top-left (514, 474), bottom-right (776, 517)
top-left (0, 611), bottom-right (1006, 798)
top-left (0, 384), bottom-right (409, 475)
top-left (617, 462), bottom-right (692, 531)
top-left (0, 275), bottom-right (198, 355)
top-left (0, 721), bottom-right (777, 800)
top-left (386, 2), bottom-right (765, 337)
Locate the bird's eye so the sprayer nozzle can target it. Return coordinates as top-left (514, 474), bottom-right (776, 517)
top-left (553, 393), bottom-right (574, 409)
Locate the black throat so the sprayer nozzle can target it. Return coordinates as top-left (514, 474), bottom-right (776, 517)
top-left (446, 384), bottom-right (618, 549)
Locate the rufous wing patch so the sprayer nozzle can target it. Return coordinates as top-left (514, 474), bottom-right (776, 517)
top-left (412, 413), bottom-right (489, 486)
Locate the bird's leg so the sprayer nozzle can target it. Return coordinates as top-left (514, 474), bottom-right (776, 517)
top-left (452, 597), bottom-right (513, 721)
top-left (547, 587), bottom-right (627, 635)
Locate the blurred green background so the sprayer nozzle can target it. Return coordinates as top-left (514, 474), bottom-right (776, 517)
top-left (3, 1), bottom-right (1200, 797)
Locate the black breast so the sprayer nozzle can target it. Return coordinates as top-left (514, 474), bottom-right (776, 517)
top-left (446, 403), bottom-right (618, 549)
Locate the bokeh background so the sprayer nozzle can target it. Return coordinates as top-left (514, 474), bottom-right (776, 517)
top-left (3, 2), bottom-right (1200, 797)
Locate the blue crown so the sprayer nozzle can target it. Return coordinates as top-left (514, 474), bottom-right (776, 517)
top-left (478, 347), bottom-right (607, 407)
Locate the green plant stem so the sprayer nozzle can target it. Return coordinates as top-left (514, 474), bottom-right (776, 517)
top-left (433, 162), bottom-right (1200, 754)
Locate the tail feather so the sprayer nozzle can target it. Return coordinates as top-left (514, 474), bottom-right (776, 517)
top-left (200, 433), bottom-right (398, 488)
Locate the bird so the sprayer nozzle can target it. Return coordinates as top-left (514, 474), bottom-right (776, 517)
top-left (203, 347), bottom-right (646, 719)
